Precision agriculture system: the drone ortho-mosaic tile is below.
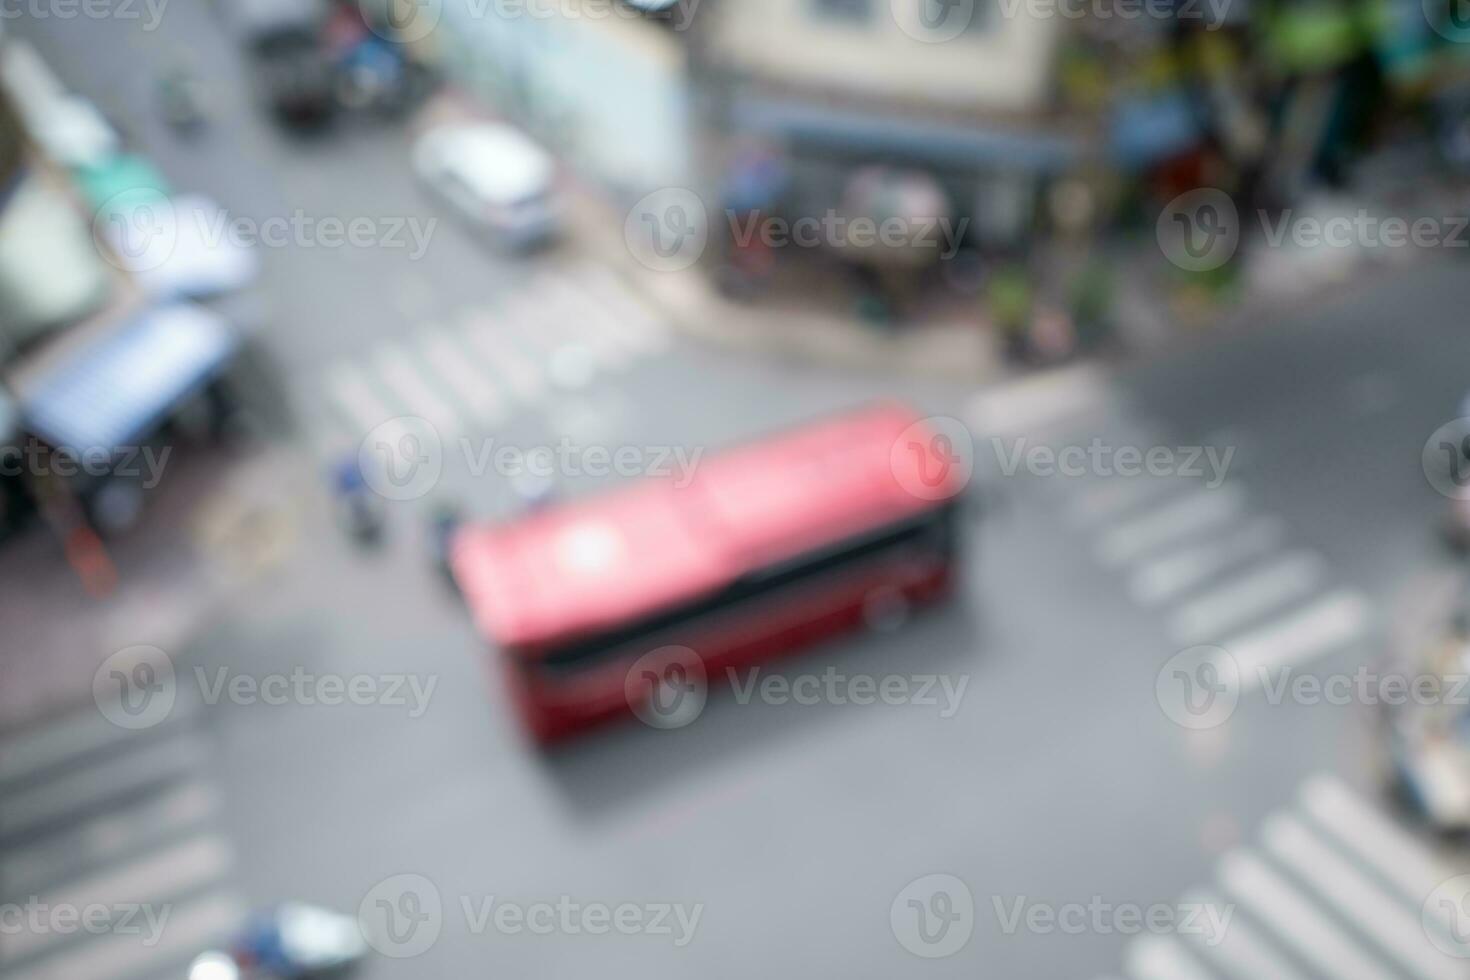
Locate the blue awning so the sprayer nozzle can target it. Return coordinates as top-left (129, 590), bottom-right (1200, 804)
top-left (731, 97), bottom-right (1080, 173)
top-left (1110, 93), bottom-right (1202, 169)
top-left (22, 303), bottom-right (237, 453)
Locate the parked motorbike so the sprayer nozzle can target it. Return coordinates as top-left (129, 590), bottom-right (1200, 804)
top-left (188, 904), bottom-right (366, 980)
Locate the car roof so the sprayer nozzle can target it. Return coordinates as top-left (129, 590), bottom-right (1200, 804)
top-left (416, 124), bottom-right (554, 205)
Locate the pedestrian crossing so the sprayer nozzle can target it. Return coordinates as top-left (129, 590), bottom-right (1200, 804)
top-left (306, 261), bottom-right (672, 456)
top-left (0, 699), bottom-right (245, 980)
top-left (968, 383), bottom-right (1370, 693)
top-left (1091, 773), bottom-right (1470, 980)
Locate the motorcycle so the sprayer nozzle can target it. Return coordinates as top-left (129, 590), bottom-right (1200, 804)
top-left (188, 904), bottom-right (366, 979)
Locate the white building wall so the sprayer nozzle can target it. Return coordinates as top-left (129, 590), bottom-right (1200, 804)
top-left (439, 0), bottom-right (690, 193)
top-left (705, 0), bottom-right (1059, 114)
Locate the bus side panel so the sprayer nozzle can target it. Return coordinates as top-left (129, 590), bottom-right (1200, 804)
top-left (506, 552), bottom-right (956, 744)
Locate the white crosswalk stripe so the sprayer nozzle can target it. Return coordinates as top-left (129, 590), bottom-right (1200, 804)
top-left (1227, 590), bottom-right (1370, 690)
top-left (0, 708), bottom-right (244, 980)
top-left (1169, 551), bottom-right (1324, 644)
top-left (456, 305), bottom-right (544, 402)
top-left (307, 265), bottom-right (672, 449)
top-left (1101, 773), bottom-right (1460, 980)
top-left (1125, 934), bottom-right (1215, 980)
top-left (1262, 813), bottom-right (1462, 980)
top-left (417, 324), bottom-right (506, 427)
top-left (1181, 888), bottom-right (1308, 980)
top-left (1129, 517), bottom-right (1286, 606)
top-left (968, 363), bottom-right (1116, 438)
top-left (369, 340), bottom-right (460, 435)
top-left (1096, 487), bottom-right (1246, 565)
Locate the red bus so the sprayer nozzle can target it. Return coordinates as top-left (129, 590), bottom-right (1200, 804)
top-left (450, 402), bottom-right (967, 743)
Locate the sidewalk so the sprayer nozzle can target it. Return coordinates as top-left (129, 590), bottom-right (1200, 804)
top-left (0, 440), bottom-right (313, 734)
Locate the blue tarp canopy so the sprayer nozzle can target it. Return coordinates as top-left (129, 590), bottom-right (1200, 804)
top-left (22, 302), bottom-right (237, 453)
top-left (1110, 93), bottom-right (1202, 170)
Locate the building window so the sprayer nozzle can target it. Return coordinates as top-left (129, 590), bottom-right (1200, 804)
top-left (811, 0), bottom-right (874, 23)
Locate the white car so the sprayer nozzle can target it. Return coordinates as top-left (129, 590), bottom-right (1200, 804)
top-left (412, 122), bottom-right (560, 251)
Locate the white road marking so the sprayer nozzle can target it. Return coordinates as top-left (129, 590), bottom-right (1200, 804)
top-left (5, 890), bottom-right (244, 980)
top-left (0, 736), bottom-right (208, 839)
top-left (1262, 812), bottom-right (1460, 980)
top-left (370, 341), bottom-right (459, 434)
top-left (1068, 476), bottom-right (1186, 526)
top-left (969, 363), bottom-right (1115, 437)
top-left (1227, 591), bottom-right (1370, 690)
top-left (1096, 487), bottom-right (1245, 565)
top-left (323, 362), bottom-right (395, 435)
top-left (1300, 774), bottom-right (1455, 919)
top-left (417, 325), bottom-right (505, 428)
top-left (457, 307), bottom-right (544, 402)
top-left (2, 781), bottom-right (219, 897)
top-left (576, 263), bottom-right (671, 353)
top-left (3, 835), bottom-right (233, 963)
top-left (1218, 848), bottom-right (1394, 980)
top-left (1169, 552), bottom-right (1325, 644)
top-left (0, 703), bottom-right (185, 786)
top-left (1181, 888), bottom-right (1308, 980)
top-left (1129, 517), bottom-right (1285, 606)
top-left (530, 274), bottom-right (633, 368)
top-left (1124, 934), bottom-right (1214, 980)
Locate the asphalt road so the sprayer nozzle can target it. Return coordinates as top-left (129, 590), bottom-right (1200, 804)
top-left (8, 8), bottom-right (1470, 980)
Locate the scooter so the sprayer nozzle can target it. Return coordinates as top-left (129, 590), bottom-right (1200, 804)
top-left (188, 904), bottom-right (366, 979)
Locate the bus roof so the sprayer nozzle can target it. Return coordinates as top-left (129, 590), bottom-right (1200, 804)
top-left (452, 402), bottom-right (957, 652)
